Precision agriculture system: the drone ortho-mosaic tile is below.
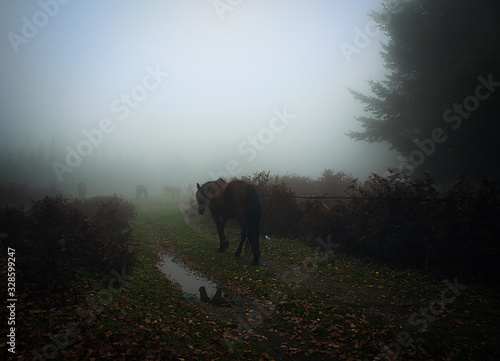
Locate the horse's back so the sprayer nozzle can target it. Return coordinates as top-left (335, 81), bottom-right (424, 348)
top-left (213, 180), bottom-right (252, 218)
top-left (223, 180), bottom-right (247, 204)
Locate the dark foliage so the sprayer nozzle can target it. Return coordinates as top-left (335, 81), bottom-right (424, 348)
top-left (298, 172), bottom-right (499, 284)
top-left (241, 170), bottom-right (499, 284)
top-left (0, 195), bottom-right (137, 303)
top-left (354, 174), bottom-right (498, 283)
top-left (238, 170), bottom-right (355, 237)
top-left (348, 0), bottom-right (500, 182)
top-left (241, 171), bottom-right (302, 237)
top-left (0, 181), bottom-right (64, 206)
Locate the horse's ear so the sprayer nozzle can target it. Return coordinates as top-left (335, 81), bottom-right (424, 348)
top-left (197, 183), bottom-right (201, 190)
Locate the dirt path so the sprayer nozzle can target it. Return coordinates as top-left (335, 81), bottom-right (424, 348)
top-left (151, 207), bottom-right (500, 360)
top-left (189, 218), bottom-right (412, 327)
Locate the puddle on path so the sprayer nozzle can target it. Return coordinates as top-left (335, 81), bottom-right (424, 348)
top-left (158, 253), bottom-right (218, 299)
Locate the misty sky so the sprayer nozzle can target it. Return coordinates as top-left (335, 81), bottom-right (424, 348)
top-left (0, 0), bottom-right (397, 187)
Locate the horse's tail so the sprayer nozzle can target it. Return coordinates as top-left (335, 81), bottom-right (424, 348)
top-left (245, 184), bottom-right (261, 257)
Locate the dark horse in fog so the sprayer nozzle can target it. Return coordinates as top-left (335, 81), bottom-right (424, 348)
top-left (136, 185), bottom-right (148, 200)
top-left (77, 182), bottom-right (86, 199)
top-left (196, 179), bottom-right (261, 265)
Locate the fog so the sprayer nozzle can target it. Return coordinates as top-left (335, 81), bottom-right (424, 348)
top-left (0, 0), bottom-right (397, 197)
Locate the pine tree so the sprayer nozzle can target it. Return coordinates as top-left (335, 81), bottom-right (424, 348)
top-left (348, 0), bottom-right (500, 182)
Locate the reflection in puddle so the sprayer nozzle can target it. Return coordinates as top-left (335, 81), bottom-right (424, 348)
top-left (158, 253), bottom-right (218, 299)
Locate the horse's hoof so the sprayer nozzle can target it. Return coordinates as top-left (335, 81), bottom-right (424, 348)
top-left (234, 251), bottom-right (241, 258)
top-left (252, 260), bottom-right (260, 266)
top-left (217, 248), bottom-right (225, 253)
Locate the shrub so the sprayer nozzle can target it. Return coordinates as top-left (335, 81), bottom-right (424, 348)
top-left (242, 170), bottom-right (499, 284)
top-left (2, 195), bottom-right (137, 302)
top-left (200, 170), bottom-right (498, 283)
top-left (242, 171), bottom-right (302, 236)
top-left (335, 173), bottom-right (499, 283)
top-left (75, 195), bottom-right (137, 269)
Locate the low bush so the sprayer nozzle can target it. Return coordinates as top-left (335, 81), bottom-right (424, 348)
top-left (336, 173), bottom-right (499, 282)
top-left (1, 195), bottom-right (137, 303)
top-left (242, 171), bottom-right (302, 236)
top-left (241, 170), bottom-right (499, 284)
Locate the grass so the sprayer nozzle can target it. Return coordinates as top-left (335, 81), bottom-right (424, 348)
top-left (10, 196), bottom-right (499, 360)
top-left (133, 197), bottom-right (499, 360)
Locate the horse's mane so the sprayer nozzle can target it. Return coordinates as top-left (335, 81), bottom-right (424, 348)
top-left (200, 178), bottom-right (226, 196)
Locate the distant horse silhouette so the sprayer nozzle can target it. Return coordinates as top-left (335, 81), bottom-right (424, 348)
top-left (196, 178), bottom-right (261, 265)
top-left (164, 185), bottom-right (181, 197)
top-left (136, 185), bottom-right (148, 199)
top-left (77, 182), bottom-right (86, 199)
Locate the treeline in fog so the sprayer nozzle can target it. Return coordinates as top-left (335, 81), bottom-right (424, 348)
top-left (0, 135), bottom-right (190, 199)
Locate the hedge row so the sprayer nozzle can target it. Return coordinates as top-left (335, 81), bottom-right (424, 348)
top-left (242, 171), bottom-right (499, 284)
top-left (1, 195), bottom-right (137, 301)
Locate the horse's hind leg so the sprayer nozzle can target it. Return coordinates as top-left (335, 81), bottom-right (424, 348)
top-left (234, 219), bottom-right (248, 258)
top-left (235, 228), bottom-right (247, 258)
top-left (251, 239), bottom-right (260, 265)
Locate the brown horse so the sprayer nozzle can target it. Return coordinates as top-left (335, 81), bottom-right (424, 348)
top-left (196, 178), bottom-right (261, 265)
top-left (77, 182), bottom-right (86, 199)
top-left (163, 185), bottom-right (172, 197)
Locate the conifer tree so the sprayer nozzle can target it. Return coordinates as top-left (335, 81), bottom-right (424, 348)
top-left (348, 0), bottom-right (500, 182)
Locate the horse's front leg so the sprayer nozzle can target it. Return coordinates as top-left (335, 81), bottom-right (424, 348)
top-left (214, 215), bottom-right (229, 252)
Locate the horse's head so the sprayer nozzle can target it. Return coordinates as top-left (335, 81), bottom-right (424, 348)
top-left (195, 183), bottom-right (207, 215)
top-left (196, 179), bottom-right (226, 215)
